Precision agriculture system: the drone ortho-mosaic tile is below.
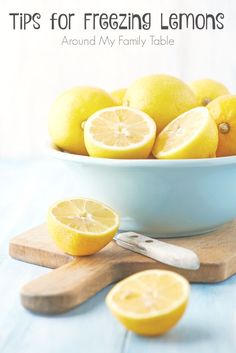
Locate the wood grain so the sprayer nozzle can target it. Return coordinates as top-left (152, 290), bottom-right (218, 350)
top-left (9, 221), bottom-right (236, 314)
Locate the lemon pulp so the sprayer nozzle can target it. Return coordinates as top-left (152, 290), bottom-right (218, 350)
top-left (84, 106), bottom-right (156, 159)
top-left (152, 107), bottom-right (218, 159)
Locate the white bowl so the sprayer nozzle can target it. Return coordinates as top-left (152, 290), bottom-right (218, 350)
top-left (49, 146), bottom-right (236, 238)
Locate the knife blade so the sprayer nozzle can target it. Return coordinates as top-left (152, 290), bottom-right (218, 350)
top-left (115, 232), bottom-right (200, 270)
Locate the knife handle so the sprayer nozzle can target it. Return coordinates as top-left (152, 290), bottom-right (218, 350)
top-left (116, 232), bottom-right (200, 270)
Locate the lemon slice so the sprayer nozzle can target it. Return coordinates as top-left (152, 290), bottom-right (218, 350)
top-left (152, 107), bottom-right (218, 159)
top-left (106, 270), bottom-right (190, 336)
top-left (47, 198), bottom-right (119, 256)
top-left (84, 107), bottom-right (156, 159)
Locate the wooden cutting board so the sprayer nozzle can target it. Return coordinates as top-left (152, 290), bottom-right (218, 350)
top-left (9, 222), bottom-right (236, 314)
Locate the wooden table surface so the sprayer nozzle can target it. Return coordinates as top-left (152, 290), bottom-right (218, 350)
top-left (1, 158), bottom-right (236, 353)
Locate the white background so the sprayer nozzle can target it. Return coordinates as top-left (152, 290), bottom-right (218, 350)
top-left (0, 0), bottom-right (235, 157)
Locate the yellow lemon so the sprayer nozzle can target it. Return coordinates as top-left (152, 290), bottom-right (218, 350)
top-left (106, 269), bottom-right (190, 336)
top-left (47, 198), bottom-right (119, 256)
top-left (207, 95), bottom-right (236, 156)
top-left (123, 74), bottom-right (197, 133)
top-left (111, 88), bottom-right (126, 105)
top-left (189, 79), bottom-right (230, 106)
top-left (48, 87), bottom-right (116, 155)
top-left (84, 107), bottom-right (156, 159)
top-left (152, 107), bottom-right (218, 159)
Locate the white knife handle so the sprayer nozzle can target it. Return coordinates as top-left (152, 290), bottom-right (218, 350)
top-left (115, 232), bottom-right (200, 270)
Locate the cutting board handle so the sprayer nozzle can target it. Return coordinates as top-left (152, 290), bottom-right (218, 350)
top-left (21, 257), bottom-right (119, 314)
top-left (20, 241), bottom-right (149, 314)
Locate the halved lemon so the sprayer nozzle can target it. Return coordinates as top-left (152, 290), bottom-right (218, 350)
top-left (152, 107), bottom-right (218, 159)
top-left (84, 107), bottom-right (156, 159)
top-left (47, 198), bottom-right (119, 256)
top-left (106, 270), bottom-right (190, 336)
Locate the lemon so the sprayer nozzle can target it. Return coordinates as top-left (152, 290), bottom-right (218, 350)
top-left (84, 107), bottom-right (156, 159)
top-left (47, 198), bottom-right (119, 256)
top-left (111, 88), bottom-right (126, 105)
top-left (152, 107), bottom-right (218, 159)
top-left (106, 269), bottom-right (189, 336)
top-left (48, 87), bottom-right (116, 155)
top-left (123, 74), bottom-right (197, 133)
top-left (207, 95), bottom-right (236, 156)
top-left (189, 79), bottom-right (230, 106)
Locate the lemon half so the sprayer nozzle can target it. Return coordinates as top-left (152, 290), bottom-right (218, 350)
top-left (152, 107), bottom-right (218, 159)
top-left (84, 107), bottom-right (156, 159)
top-left (47, 198), bottom-right (119, 256)
top-left (106, 269), bottom-right (190, 336)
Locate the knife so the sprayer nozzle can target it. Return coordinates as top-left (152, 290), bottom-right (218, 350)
top-left (115, 232), bottom-right (200, 270)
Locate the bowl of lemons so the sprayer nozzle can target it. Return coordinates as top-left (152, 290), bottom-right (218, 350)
top-left (48, 74), bottom-right (236, 237)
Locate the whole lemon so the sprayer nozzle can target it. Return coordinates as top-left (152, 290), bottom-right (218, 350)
top-left (189, 79), bottom-right (229, 106)
top-left (207, 95), bottom-right (236, 157)
top-left (48, 87), bottom-right (116, 154)
top-left (123, 74), bottom-right (197, 133)
top-left (111, 88), bottom-right (126, 105)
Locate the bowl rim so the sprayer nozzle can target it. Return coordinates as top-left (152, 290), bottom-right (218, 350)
top-left (48, 145), bottom-right (236, 168)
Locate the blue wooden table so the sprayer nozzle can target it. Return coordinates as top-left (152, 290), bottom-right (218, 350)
top-left (1, 158), bottom-right (235, 353)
